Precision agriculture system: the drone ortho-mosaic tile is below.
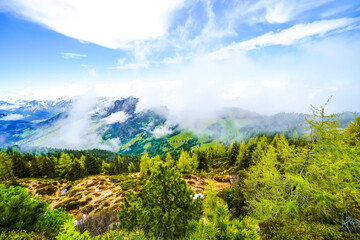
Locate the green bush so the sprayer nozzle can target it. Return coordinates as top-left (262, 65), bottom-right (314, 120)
top-left (0, 184), bottom-right (69, 238)
top-left (93, 229), bottom-right (150, 240)
top-left (259, 218), bottom-right (360, 240)
top-left (56, 219), bottom-right (90, 240)
top-left (217, 186), bottom-right (247, 219)
top-left (36, 208), bottom-right (70, 239)
top-left (187, 181), bottom-right (259, 240)
top-left (0, 184), bottom-right (46, 233)
top-left (0, 230), bottom-right (41, 240)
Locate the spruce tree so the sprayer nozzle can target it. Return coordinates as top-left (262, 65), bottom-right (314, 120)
top-left (66, 158), bottom-right (86, 181)
top-left (228, 141), bottom-right (239, 165)
top-left (195, 150), bottom-right (208, 171)
top-left (11, 153), bottom-right (31, 178)
top-left (84, 155), bottom-right (101, 175)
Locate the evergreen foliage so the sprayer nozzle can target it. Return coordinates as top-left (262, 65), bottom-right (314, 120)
top-left (187, 181), bottom-right (259, 239)
top-left (128, 161), bottom-right (137, 173)
top-left (66, 157), bottom-right (87, 181)
top-left (118, 164), bottom-right (201, 239)
top-left (11, 152), bottom-right (31, 178)
top-left (177, 150), bottom-right (196, 173)
top-left (56, 153), bottom-right (72, 178)
top-left (164, 152), bottom-right (175, 168)
top-left (227, 141), bottom-right (240, 165)
top-left (0, 152), bottom-right (13, 181)
top-left (0, 184), bottom-right (69, 238)
top-left (85, 155), bottom-right (101, 175)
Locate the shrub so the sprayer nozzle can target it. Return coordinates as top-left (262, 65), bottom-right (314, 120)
top-left (36, 208), bottom-right (70, 239)
top-left (56, 219), bottom-right (90, 240)
top-left (217, 186), bottom-right (247, 219)
top-left (187, 181), bottom-right (259, 240)
top-left (0, 230), bottom-right (41, 240)
top-left (93, 229), bottom-right (150, 240)
top-left (259, 218), bottom-right (360, 240)
top-left (0, 184), bottom-right (47, 233)
top-left (0, 184), bottom-right (69, 239)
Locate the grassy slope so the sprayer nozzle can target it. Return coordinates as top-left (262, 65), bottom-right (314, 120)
top-left (16, 173), bottom-right (232, 217)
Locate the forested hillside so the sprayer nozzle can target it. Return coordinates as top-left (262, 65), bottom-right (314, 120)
top-left (1, 102), bottom-right (360, 239)
top-left (2, 96), bottom-right (358, 157)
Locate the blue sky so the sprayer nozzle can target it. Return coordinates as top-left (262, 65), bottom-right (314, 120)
top-left (0, 0), bottom-right (359, 114)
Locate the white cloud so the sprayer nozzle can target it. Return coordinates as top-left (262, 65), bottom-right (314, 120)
top-left (60, 52), bottom-right (87, 59)
top-left (46, 92), bottom-right (100, 149)
top-left (103, 111), bottom-right (129, 124)
top-left (151, 121), bottom-right (175, 138)
top-left (0, 114), bottom-right (24, 121)
top-left (212, 17), bottom-right (359, 56)
top-left (261, 0), bottom-right (332, 24)
top-left (2, 0), bottom-right (184, 49)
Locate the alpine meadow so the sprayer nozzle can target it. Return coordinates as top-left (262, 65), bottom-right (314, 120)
top-left (1, 1), bottom-right (360, 239)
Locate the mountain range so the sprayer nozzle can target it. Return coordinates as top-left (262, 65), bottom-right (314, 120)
top-left (0, 96), bottom-right (358, 155)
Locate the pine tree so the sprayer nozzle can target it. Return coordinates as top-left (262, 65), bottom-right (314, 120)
top-left (0, 152), bottom-right (13, 181)
top-left (55, 153), bottom-right (72, 178)
top-left (118, 164), bottom-right (201, 239)
top-left (177, 150), bottom-right (192, 173)
top-left (11, 152), bottom-right (31, 178)
top-left (195, 150), bottom-right (208, 171)
top-left (116, 156), bottom-right (128, 174)
top-left (128, 162), bottom-right (137, 173)
top-left (227, 141), bottom-right (239, 165)
top-left (139, 151), bottom-right (151, 178)
top-left (30, 157), bottom-right (41, 178)
top-left (101, 160), bottom-right (110, 174)
top-left (66, 158), bottom-right (87, 181)
top-left (84, 155), bottom-right (101, 175)
top-left (164, 152), bottom-right (175, 168)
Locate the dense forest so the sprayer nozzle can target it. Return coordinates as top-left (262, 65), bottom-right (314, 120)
top-left (1, 103), bottom-right (360, 239)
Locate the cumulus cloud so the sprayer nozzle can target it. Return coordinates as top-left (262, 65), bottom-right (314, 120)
top-left (0, 114), bottom-right (24, 121)
top-left (103, 111), bottom-right (129, 124)
top-left (60, 52), bottom-right (87, 59)
top-left (2, 0), bottom-right (184, 49)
